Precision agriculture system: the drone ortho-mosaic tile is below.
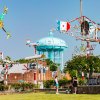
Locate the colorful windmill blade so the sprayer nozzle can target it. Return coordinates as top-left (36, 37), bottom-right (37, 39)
top-left (0, 13), bottom-right (5, 21)
top-left (0, 6), bottom-right (8, 21)
top-left (0, 20), bottom-right (3, 28)
top-left (2, 27), bottom-right (11, 39)
top-left (3, 6), bottom-right (8, 14)
top-left (0, 6), bottom-right (11, 39)
top-left (6, 32), bottom-right (11, 39)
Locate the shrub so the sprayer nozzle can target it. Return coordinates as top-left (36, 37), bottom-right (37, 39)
top-left (11, 83), bottom-right (21, 90)
top-left (78, 78), bottom-right (87, 85)
top-left (58, 79), bottom-right (71, 88)
top-left (0, 84), bottom-right (4, 91)
top-left (44, 80), bottom-right (54, 88)
top-left (11, 83), bottom-right (36, 91)
top-left (0, 84), bottom-right (9, 91)
top-left (44, 79), bottom-right (71, 88)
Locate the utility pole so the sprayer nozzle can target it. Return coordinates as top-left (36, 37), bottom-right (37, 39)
top-left (80, 0), bottom-right (82, 17)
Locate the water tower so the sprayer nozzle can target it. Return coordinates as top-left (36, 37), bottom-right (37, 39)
top-left (36, 32), bottom-right (68, 71)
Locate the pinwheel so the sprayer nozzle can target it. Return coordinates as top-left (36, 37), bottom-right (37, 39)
top-left (0, 6), bottom-right (11, 39)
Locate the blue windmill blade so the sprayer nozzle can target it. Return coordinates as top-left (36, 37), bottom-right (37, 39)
top-left (0, 6), bottom-right (8, 21)
top-left (0, 13), bottom-right (5, 21)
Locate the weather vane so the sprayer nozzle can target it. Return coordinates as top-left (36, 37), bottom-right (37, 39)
top-left (0, 6), bottom-right (11, 39)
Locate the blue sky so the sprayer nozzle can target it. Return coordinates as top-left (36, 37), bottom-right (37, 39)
top-left (0, 0), bottom-right (100, 63)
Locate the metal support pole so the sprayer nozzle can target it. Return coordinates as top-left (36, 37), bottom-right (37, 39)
top-left (5, 64), bottom-right (8, 85)
top-left (87, 41), bottom-right (90, 58)
top-left (80, 0), bottom-right (82, 17)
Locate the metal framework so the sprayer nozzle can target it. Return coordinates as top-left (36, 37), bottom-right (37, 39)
top-left (57, 0), bottom-right (100, 57)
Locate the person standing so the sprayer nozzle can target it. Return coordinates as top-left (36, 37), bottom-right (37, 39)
top-left (72, 77), bottom-right (78, 94)
top-left (55, 75), bottom-right (59, 94)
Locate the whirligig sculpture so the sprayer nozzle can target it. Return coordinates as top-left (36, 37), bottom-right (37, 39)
top-left (0, 6), bottom-right (11, 39)
top-left (57, 0), bottom-right (100, 58)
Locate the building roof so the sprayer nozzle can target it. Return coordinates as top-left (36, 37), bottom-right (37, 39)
top-left (36, 32), bottom-right (68, 49)
top-left (8, 64), bottom-right (27, 74)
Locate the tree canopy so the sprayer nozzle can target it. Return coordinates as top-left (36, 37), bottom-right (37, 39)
top-left (64, 55), bottom-right (100, 78)
top-left (45, 59), bottom-right (58, 71)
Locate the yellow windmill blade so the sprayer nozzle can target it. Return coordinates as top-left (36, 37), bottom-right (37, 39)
top-left (3, 6), bottom-right (8, 14)
top-left (97, 28), bottom-right (100, 31)
top-left (0, 21), bottom-right (3, 28)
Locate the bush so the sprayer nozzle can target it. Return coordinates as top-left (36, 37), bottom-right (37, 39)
top-left (11, 83), bottom-right (21, 91)
top-left (44, 79), bottom-right (71, 88)
top-left (4, 85), bottom-right (9, 90)
top-left (44, 80), bottom-right (54, 88)
top-left (0, 84), bottom-right (4, 91)
top-left (78, 78), bottom-right (87, 85)
top-left (58, 79), bottom-right (71, 88)
top-left (0, 84), bottom-right (9, 91)
top-left (11, 83), bottom-right (36, 91)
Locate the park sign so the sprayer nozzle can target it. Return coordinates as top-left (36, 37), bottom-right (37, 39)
top-left (57, 20), bottom-right (70, 32)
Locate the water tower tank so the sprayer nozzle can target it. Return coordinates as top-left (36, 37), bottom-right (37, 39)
top-left (36, 32), bottom-right (68, 71)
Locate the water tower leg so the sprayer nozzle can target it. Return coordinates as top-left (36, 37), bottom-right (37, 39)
top-left (61, 52), bottom-right (64, 72)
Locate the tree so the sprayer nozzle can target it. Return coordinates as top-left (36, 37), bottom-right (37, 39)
top-left (45, 59), bottom-right (53, 66)
top-left (50, 63), bottom-right (58, 71)
top-left (5, 56), bottom-right (11, 61)
top-left (45, 59), bottom-right (58, 71)
top-left (15, 58), bottom-right (35, 64)
top-left (64, 55), bottom-right (100, 78)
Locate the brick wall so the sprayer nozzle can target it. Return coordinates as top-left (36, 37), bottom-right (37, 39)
top-left (4, 61), bottom-right (53, 84)
top-left (7, 73), bottom-right (23, 83)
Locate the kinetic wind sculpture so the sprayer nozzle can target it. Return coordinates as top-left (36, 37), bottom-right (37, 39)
top-left (0, 6), bottom-right (11, 39)
top-left (73, 42), bottom-right (96, 57)
top-left (56, 0), bottom-right (100, 57)
top-left (57, 16), bottom-right (100, 42)
top-left (57, 16), bottom-right (100, 57)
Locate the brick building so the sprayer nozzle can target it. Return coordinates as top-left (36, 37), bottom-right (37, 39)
top-left (4, 60), bottom-right (53, 84)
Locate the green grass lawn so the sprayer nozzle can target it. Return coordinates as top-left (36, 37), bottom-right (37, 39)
top-left (0, 93), bottom-right (100, 100)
